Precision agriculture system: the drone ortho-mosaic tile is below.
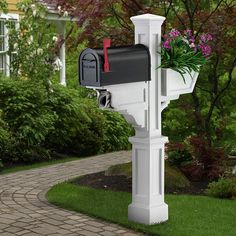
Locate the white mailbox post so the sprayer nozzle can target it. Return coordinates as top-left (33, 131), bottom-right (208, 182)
top-left (127, 14), bottom-right (168, 225)
top-left (124, 14), bottom-right (198, 225)
top-left (79, 13), bottom-right (200, 225)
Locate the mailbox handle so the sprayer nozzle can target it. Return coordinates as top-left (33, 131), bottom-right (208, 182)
top-left (103, 38), bottom-right (111, 72)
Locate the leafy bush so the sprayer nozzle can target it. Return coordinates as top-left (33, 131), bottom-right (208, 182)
top-left (166, 138), bottom-right (227, 181)
top-left (101, 110), bottom-right (133, 153)
top-left (8, 0), bottom-right (59, 86)
top-left (0, 79), bottom-right (104, 163)
top-left (0, 79), bottom-right (56, 163)
top-left (0, 77), bottom-right (133, 165)
top-left (206, 178), bottom-right (236, 199)
top-left (45, 85), bottom-right (105, 156)
top-left (189, 136), bottom-right (226, 180)
top-left (167, 150), bottom-right (192, 166)
top-left (167, 142), bottom-right (193, 166)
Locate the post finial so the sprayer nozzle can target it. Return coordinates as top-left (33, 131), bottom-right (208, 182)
top-left (131, 13), bottom-right (166, 23)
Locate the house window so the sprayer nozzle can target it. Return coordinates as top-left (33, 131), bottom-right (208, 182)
top-left (0, 14), bottom-right (19, 76)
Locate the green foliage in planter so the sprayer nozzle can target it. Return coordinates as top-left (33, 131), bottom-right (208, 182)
top-left (160, 29), bottom-right (213, 80)
top-left (101, 110), bottom-right (133, 153)
top-left (206, 178), bottom-right (236, 199)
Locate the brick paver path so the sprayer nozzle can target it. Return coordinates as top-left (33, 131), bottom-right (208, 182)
top-left (0, 151), bottom-right (144, 236)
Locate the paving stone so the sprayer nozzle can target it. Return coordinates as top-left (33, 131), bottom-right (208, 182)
top-left (11, 222), bottom-right (28, 228)
top-left (100, 231), bottom-right (116, 236)
top-left (5, 226), bottom-right (23, 233)
top-left (23, 232), bottom-right (41, 236)
top-left (79, 230), bottom-right (100, 236)
top-left (0, 151), bottom-right (143, 236)
top-left (70, 227), bottom-right (83, 232)
top-left (0, 232), bottom-right (16, 236)
top-left (64, 219), bottom-right (79, 225)
top-left (15, 230), bottom-right (31, 235)
top-left (42, 218), bottom-right (62, 226)
top-left (0, 218), bottom-right (14, 224)
top-left (60, 224), bottom-right (76, 230)
top-left (103, 226), bottom-right (119, 231)
top-left (115, 230), bottom-right (127, 234)
top-left (68, 215), bottom-right (83, 220)
top-left (86, 220), bottom-right (105, 227)
top-left (31, 227), bottom-right (56, 235)
top-left (82, 225), bottom-right (103, 233)
top-left (0, 223), bottom-right (9, 230)
top-left (74, 223), bottom-right (86, 227)
top-left (55, 228), bottom-right (72, 234)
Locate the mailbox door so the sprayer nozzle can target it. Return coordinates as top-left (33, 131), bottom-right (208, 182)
top-left (79, 49), bottom-right (101, 87)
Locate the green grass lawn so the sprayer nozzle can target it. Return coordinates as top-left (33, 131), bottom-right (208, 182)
top-left (0, 157), bottom-right (79, 175)
top-left (47, 183), bottom-right (236, 236)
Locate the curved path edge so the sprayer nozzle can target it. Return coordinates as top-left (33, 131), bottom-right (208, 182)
top-left (0, 151), bottom-right (144, 236)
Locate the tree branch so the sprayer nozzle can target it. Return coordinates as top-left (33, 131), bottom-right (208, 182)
top-left (111, 6), bottom-right (132, 32)
top-left (205, 56), bottom-right (236, 126)
top-left (195, 85), bottom-right (211, 94)
top-left (196, 0), bottom-right (224, 36)
top-left (170, 4), bottom-right (187, 28)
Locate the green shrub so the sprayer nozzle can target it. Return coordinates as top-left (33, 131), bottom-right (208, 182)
top-left (0, 79), bottom-right (106, 163)
top-left (101, 110), bottom-right (133, 153)
top-left (167, 142), bottom-right (193, 166)
top-left (206, 178), bottom-right (236, 199)
top-left (45, 85), bottom-right (105, 156)
top-left (168, 150), bottom-right (192, 166)
top-left (0, 77), bottom-right (134, 165)
top-left (0, 79), bottom-right (56, 163)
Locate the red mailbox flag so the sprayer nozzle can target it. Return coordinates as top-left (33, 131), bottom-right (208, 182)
top-left (103, 38), bottom-right (111, 72)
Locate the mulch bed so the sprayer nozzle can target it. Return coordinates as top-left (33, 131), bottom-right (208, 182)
top-left (72, 171), bottom-right (209, 195)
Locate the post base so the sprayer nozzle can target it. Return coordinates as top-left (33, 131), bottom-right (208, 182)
top-left (128, 203), bottom-right (168, 225)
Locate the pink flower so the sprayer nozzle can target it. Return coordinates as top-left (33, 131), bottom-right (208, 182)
top-left (206, 33), bottom-right (213, 41)
top-left (163, 40), bottom-right (171, 50)
top-left (200, 33), bottom-right (213, 43)
top-left (169, 29), bottom-right (181, 38)
top-left (200, 34), bottom-right (206, 43)
top-left (199, 43), bottom-right (212, 57)
top-left (184, 29), bottom-right (192, 36)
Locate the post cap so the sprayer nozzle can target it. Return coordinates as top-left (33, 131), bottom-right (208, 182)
top-left (131, 13), bottom-right (166, 23)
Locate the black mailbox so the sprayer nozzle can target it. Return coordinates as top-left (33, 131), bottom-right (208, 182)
top-left (79, 44), bottom-right (151, 87)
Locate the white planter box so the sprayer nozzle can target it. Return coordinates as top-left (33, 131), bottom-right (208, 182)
top-left (161, 68), bottom-right (199, 97)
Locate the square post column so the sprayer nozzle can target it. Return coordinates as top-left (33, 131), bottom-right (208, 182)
top-left (128, 14), bottom-right (168, 225)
